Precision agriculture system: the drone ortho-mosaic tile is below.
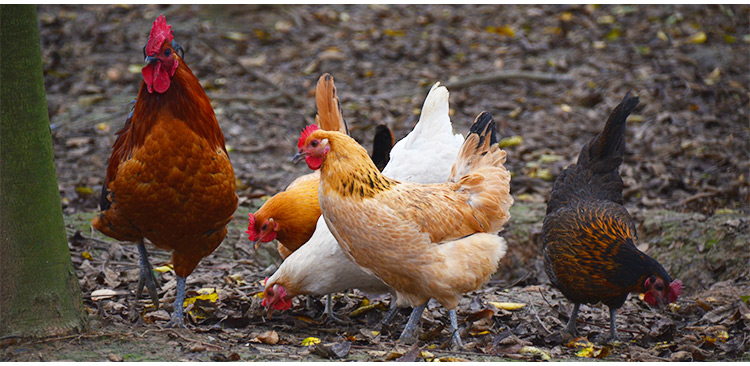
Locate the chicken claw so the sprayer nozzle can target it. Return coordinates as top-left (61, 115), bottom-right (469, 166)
top-left (563, 303), bottom-right (580, 337)
top-left (135, 240), bottom-right (161, 308)
top-left (398, 303), bottom-right (427, 344)
top-left (324, 294), bottom-right (347, 324)
top-left (448, 310), bottom-right (463, 349)
top-left (165, 276), bottom-right (187, 328)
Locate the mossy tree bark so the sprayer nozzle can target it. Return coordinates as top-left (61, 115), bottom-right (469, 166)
top-left (0, 5), bottom-right (86, 337)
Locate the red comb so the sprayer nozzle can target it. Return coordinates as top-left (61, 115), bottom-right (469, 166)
top-left (246, 213), bottom-right (257, 240)
top-left (668, 279), bottom-right (684, 303)
top-left (145, 15), bottom-right (174, 56)
top-left (298, 125), bottom-right (319, 149)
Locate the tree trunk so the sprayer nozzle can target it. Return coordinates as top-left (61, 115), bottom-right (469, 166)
top-left (0, 5), bottom-right (87, 337)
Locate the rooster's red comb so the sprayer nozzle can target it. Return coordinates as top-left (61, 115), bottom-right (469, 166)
top-left (246, 213), bottom-right (257, 240)
top-left (145, 15), bottom-right (174, 56)
top-left (298, 125), bottom-right (320, 149)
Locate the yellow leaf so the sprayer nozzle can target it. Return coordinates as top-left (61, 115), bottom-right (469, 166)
top-left (626, 114), bottom-right (645, 123)
top-left (154, 264), bottom-right (173, 273)
top-left (96, 122), bottom-right (109, 131)
top-left (688, 31), bottom-right (707, 44)
top-left (420, 351), bottom-right (435, 359)
top-left (520, 346), bottom-right (551, 361)
top-left (183, 292), bottom-right (218, 306)
top-left (384, 29), bottom-right (405, 37)
top-left (703, 67), bottom-right (721, 86)
top-left (498, 135), bottom-right (522, 148)
top-left (605, 28), bottom-right (621, 42)
top-left (529, 168), bottom-right (553, 181)
top-left (470, 330), bottom-right (491, 336)
top-left (227, 274), bottom-right (246, 286)
top-left (487, 25), bottom-right (515, 37)
top-left (82, 251), bottom-right (93, 260)
top-left (254, 292), bottom-right (265, 299)
top-left (576, 346), bottom-right (594, 358)
top-left (370, 330), bottom-right (380, 336)
top-left (76, 186), bottom-right (94, 195)
top-left (349, 303), bottom-right (377, 317)
top-left (302, 337), bottom-right (321, 346)
top-left (197, 287), bottom-right (218, 295)
top-left (539, 154), bottom-right (563, 163)
top-left (489, 301), bottom-right (526, 310)
top-left (516, 193), bottom-right (534, 201)
top-left (560, 12), bottom-right (573, 22)
top-left (657, 30), bottom-right (668, 41)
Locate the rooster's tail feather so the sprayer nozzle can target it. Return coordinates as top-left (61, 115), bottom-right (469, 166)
top-left (315, 73), bottom-right (348, 135)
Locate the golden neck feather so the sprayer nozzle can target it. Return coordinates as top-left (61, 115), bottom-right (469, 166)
top-left (317, 131), bottom-right (398, 199)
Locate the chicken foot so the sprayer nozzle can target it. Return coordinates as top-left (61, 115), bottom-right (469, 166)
top-left (564, 303), bottom-right (580, 336)
top-left (165, 276), bottom-right (187, 328)
top-left (607, 307), bottom-right (620, 342)
top-left (324, 294), bottom-right (347, 324)
top-left (448, 310), bottom-right (463, 348)
top-left (398, 303), bottom-right (427, 343)
top-left (135, 239), bottom-right (161, 308)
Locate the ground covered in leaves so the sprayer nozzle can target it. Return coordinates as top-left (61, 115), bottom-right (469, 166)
top-left (3, 4), bottom-right (749, 362)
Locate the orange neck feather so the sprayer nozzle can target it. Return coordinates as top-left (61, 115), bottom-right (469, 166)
top-left (106, 57), bottom-right (226, 183)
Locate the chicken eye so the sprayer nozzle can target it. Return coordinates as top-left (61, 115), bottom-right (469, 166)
top-left (164, 49), bottom-right (172, 57)
top-left (311, 140), bottom-right (319, 148)
top-left (261, 223), bottom-right (268, 231)
top-left (655, 284), bottom-right (664, 291)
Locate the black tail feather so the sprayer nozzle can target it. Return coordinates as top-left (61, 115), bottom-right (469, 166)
top-left (370, 124), bottom-right (394, 172)
top-left (470, 111), bottom-right (499, 149)
top-left (546, 93), bottom-right (639, 214)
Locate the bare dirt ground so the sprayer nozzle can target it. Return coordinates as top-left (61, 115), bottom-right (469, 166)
top-left (2, 4), bottom-right (749, 362)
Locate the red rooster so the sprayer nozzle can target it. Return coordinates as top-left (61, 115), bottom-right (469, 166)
top-left (92, 15), bottom-right (238, 327)
top-left (543, 93), bottom-right (683, 341)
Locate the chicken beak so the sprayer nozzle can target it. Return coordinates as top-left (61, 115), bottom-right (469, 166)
top-left (266, 305), bottom-right (275, 319)
top-left (292, 151), bottom-right (306, 164)
top-left (250, 238), bottom-right (262, 251)
top-left (144, 55), bottom-right (158, 64)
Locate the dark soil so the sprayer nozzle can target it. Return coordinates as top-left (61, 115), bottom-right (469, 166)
top-left (3, 4), bottom-right (748, 362)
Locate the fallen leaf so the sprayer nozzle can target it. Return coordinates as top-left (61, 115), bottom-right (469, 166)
top-left (257, 330), bottom-right (279, 345)
top-left (489, 301), bottom-right (526, 311)
top-left (184, 292), bottom-right (218, 306)
top-left (311, 341), bottom-right (351, 359)
top-left (499, 135), bottom-right (522, 148)
top-left (520, 346), bottom-right (551, 361)
top-left (302, 337), bottom-right (321, 346)
top-left (82, 251), bottom-right (93, 260)
top-left (91, 289), bottom-right (119, 301)
top-left (688, 31), bottom-right (707, 44)
top-left (154, 264), bottom-right (173, 273)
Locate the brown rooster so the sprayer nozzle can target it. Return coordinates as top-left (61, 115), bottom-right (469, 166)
top-left (92, 15), bottom-right (238, 327)
top-left (543, 93), bottom-right (683, 341)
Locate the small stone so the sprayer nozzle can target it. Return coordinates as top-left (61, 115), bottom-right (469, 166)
top-left (107, 353), bottom-right (123, 362)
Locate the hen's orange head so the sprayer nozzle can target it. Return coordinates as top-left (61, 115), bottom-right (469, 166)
top-left (294, 125), bottom-right (330, 170)
top-left (262, 278), bottom-right (292, 318)
top-left (141, 15), bottom-right (183, 94)
top-left (246, 213), bottom-right (277, 249)
top-left (643, 276), bottom-right (683, 308)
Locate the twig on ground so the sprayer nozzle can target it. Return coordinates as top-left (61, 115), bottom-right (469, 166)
top-left (526, 294), bottom-right (552, 335)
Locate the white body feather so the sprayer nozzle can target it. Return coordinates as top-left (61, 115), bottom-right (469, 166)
top-left (266, 82), bottom-right (464, 296)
